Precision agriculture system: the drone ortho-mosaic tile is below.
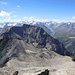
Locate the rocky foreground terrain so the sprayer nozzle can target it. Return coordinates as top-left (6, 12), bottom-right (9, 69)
top-left (0, 55), bottom-right (75, 75)
top-left (0, 24), bottom-right (74, 75)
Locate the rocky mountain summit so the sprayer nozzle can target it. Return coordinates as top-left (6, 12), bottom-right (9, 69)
top-left (0, 24), bottom-right (70, 67)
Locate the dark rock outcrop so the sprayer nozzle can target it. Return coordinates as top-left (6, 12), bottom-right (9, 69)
top-left (12, 71), bottom-right (19, 75)
top-left (37, 69), bottom-right (49, 75)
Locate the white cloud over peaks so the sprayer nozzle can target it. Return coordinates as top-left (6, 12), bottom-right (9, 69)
top-left (23, 16), bottom-right (49, 22)
top-left (0, 1), bottom-right (7, 5)
top-left (29, 16), bottom-right (37, 21)
top-left (52, 19), bottom-right (61, 23)
top-left (0, 10), bottom-right (10, 17)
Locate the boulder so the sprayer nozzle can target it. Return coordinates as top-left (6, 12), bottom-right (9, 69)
top-left (12, 71), bottom-right (19, 75)
top-left (37, 69), bottom-right (49, 75)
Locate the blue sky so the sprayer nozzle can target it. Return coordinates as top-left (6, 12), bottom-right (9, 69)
top-left (0, 0), bottom-right (75, 22)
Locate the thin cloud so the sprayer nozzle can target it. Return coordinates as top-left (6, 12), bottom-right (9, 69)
top-left (23, 17), bottom-right (27, 19)
top-left (29, 16), bottom-right (37, 21)
top-left (0, 1), bottom-right (7, 5)
top-left (30, 16), bottom-right (34, 19)
top-left (14, 15), bottom-right (17, 17)
top-left (0, 10), bottom-right (10, 17)
top-left (17, 5), bottom-right (20, 7)
top-left (2, 17), bottom-right (22, 22)
top-left (72, 16), bottom-right (75, 19)
top-left (3, 17), bottom-right (11, 22)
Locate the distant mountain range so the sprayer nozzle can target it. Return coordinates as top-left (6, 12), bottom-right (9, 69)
top-left (1, 21), bottom-right (74, 36)
top-left (0, 21), bottom-right (75, 55)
